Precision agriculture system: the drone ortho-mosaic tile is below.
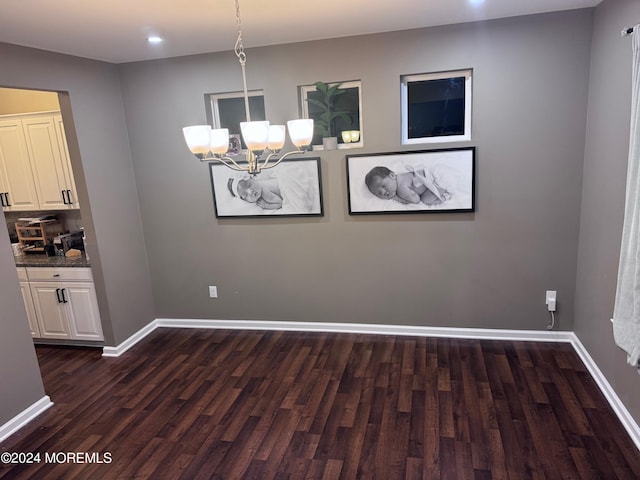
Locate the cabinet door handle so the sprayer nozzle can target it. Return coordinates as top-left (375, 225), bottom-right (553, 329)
top-left (61, 190), bottom-right (68, 204)
top-left (55, 288), bottom-right (62, 303)
top-left (4, 192), bottom-right (10, 207)
top-left (61, 288), bottom-right (68, 303)
top-left (0, 193), bottom-right (5, 207)
top-left (66, 190), bottom-right (73, 205)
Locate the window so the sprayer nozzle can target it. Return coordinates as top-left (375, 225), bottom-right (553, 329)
top-left (299, 80), bottom-right (363, 149)
top-left (401, 69), bottom-right (472, 144)
top-left (207, 91), bottom-right (265, 150)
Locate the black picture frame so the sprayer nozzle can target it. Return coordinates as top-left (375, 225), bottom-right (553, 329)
top-left (210, 157), bottom-right (324, 218)
top-left (346, 147), bottom-right (475, 215)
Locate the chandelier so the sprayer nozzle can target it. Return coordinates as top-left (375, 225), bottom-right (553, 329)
top-left (182, 0), bottom-right (314, 175)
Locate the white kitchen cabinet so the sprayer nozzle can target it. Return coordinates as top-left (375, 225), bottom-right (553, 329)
top-left (25, 267), bottom-right (103, 342)
top-left (17, 268), bottom-right (41, 337)
top-left (22, 113), bottom-right (79, 210)
top-left (0, 111), bottom-right (79, 211)
top-left (0, 118), bottom-right (40, 211)
top-left (29, 281), bottom-right (72, 339)
top-left (53, 113), bottom-right (79, 209)
top-left (62, 282), bottom-right (103, 341)
top-left (20, 283), bottom-right (41, 337)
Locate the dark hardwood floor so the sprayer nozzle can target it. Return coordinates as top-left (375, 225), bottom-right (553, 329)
top-left (1, 328), bottom-right (639, 479)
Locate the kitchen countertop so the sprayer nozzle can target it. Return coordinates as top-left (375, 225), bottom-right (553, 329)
top-left (14, 253), bottom-right (91, 268)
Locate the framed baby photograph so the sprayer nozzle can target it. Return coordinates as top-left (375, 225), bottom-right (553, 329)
top-left (346, 147), bottom-right (475, 215)
top-left (209, 157), bottom-right (324, 218)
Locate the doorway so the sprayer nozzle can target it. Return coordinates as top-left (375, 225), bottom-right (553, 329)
top-left (0, 86), bottom-right (104, 347)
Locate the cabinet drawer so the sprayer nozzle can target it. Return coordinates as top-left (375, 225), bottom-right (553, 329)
top-left (26, 267), bottom-right (93, 282)
top-left (16, 267), bottom-right (28, 282)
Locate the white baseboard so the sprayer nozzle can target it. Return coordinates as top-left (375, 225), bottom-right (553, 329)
top-left (0, 396), bottom-right (52, 444)
top-left (569, 333), bottom-right (640, 452)
top-left (99, 317), bottom-right (639, 451)
top-left (101, 321), bottom-right (159, 357)
top-left (155, 318), bottom-right (576, 342)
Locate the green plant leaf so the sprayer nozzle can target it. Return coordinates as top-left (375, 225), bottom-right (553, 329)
top-left (307, 81), bottom-right (353, 136)
top-left (314, 81), bottom-right (329, 95)
top-left (336, 112), bottom-right (352, 126)
top-left (327, 84), bottom-right (345, 98)
top-left (319, 112), bottom-right (333, 123)
top-left (314, 124), bottom-right (330, 137)
top-left (306, 98), bottom-right (327, 110)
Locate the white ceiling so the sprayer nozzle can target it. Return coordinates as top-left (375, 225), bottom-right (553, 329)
top-left (0, 0), bottom-right (601, 64)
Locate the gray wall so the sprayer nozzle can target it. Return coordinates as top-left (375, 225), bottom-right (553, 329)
top-left (575, 0), bottom-right (640, 423)
top-left (119, 10), bottom-right (592, 330)
top-left (5, 5), bottom-right (638, 434)
top-left (0, 44), bottom-right (156, 425)
top-left (0, 223), bottom-right (45, 424)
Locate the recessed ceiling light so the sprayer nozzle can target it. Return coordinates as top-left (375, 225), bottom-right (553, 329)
top-left (469, 0), bottom-right (485, 5)
top-left (147, 36), bottom-right (163, 44)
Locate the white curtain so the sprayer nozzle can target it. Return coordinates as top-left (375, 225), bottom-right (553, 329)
top-left (613, 25), bottom-right (640, 367)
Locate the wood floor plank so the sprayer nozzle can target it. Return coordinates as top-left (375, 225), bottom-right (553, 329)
top-left (1, 330), bottom-right (639, 479)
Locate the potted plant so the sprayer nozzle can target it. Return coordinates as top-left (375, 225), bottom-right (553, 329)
top-left (306, 81), bottom-right (352, 150)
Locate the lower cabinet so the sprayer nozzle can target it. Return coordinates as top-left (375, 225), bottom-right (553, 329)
top-left (19, 280), bottom-right (41, 337)
top-left (20, 267), bottom-right (104, 342)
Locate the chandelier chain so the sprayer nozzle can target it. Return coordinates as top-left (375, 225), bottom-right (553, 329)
top-left (234, 0), bottom-right (246, 64)
top-left (233, 0), bottom-right (251, 122)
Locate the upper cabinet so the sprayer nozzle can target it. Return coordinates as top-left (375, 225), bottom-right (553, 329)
top-left (0, 111), bottom-right (79, 212)
top-left (22, 113), bottom-right (79, 210)
top-left (0, 117), bottom-right (40, 211)
top-left (53, 114), bottom-right (79, 208)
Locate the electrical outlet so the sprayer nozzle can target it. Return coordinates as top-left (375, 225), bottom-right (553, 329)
top-left (545, 290), bottom-right (556, 312)
top-left (209, 286), bottom-right (218, 298)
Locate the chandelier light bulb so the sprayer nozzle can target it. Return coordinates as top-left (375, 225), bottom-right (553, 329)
top-left (210, 128), bottom-right (230, 155)
top-left (287, 119), bottom-right (314, 148)
top-left (267, 125), bottom-right (286, 151)
top-left (240, 121), bottom-right (270, 152)
top-left (183, 125), bottom-right (212, 158)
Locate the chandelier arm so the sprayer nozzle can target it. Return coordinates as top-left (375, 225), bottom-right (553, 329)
top-left (207, 155), bottom-right (249, 172)
top-left (222, 155), bottom-right (251, 171)
top-left (259, 151), bottom-right (277, 171)
top-left (260, 149), bottom-right (306, 171)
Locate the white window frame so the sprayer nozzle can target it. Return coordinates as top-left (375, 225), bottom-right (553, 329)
top-left (208, 90), bottom-right (265, 129)
top-left (299, 80), bottom-right (363, 150)
top-left (401, 69), bottom-right (472, 145)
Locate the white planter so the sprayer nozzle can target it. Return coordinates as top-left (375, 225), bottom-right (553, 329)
top-left (322, 137), bottom-right (338, 150)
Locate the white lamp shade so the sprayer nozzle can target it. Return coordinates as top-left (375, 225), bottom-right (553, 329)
top-left (267, 125), bottom-right (286, 151)
top-left (240, 121), bottom-right (270, 151)
top-left (210, 128), bottom-right (230, 155)
top-left (287, 119), bottom-right (314, 148)
top-left (183, 125), bottom-right (212, 156)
